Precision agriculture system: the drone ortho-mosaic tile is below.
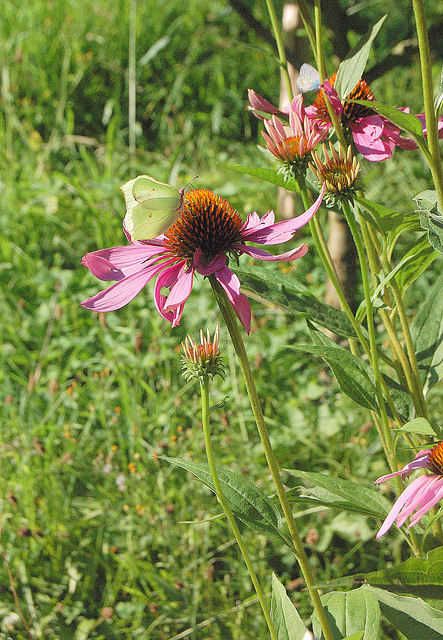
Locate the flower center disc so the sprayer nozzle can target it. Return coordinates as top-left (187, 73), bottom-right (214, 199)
top-left (429, 441), bottom-right (443, 475)
top-left (164, 189), bottom-right (243, 261)
top-left (313, 73), bottom-right (376, 124)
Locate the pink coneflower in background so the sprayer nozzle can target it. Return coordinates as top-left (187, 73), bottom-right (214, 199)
top-left (307, 72), bottom-right (443, 162)
top-left (81, 186), bottom-right (325, 334)
top-left (375, 442), bottom-right (443, 538)
top-left (261, 95), bottom-right (327, 178)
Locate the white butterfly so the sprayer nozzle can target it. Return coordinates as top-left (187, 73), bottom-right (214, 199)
top-left (121, 175), bottom-right (196, 241)
top-left (296, 63), bottom-right (321, 93)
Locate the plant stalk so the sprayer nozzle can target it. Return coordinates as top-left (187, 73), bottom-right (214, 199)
top-left (199, 376), bottom-right (278, 640)
top-left (209, 275), bottom-right (335, 640)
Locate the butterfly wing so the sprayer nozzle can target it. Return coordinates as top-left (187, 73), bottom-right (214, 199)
top-left (121, 175), bottom-right (185, 240)
top-left (296, 64), bottom-right (321, 93)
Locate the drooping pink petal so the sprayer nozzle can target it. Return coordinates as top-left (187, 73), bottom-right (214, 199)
top-left (163, 265), bottom-right (195, 312)
top-left (409, 477), bottom-right (443, 526)
top-left (81, 267), bottom-right (160, 312)
top-left (375, 450), bottom-right (431, 484)
top-left (247, 89), bottom-right (286, 119)
top-left (82, 244), bottom-right (165, 280)
top-left (215, 265), bottom-right (251, 334)
top-left (239, 244), bottom-right (308, 262)
top-left (242, 185), bottom-right (325, 244)
top-left (376, 476), bottom-right (428, 538)
top-left (194, 250), bottom-right (227, 276)
top-left (395, 475), bottom-right (438, 528)
top-left (415, 113), bottom-right (443, 138)
top-left (349, 117), bottom-right (395, 161)
top-left (153, 262), bottom-right (189, 326)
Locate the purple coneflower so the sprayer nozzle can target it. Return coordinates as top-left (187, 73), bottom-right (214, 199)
top-left (261, 95), bottom-right (327, 178)
top-left (375, 442), bottom-right (443, 538)
top-left (81, 186), bottom-right (325, 334)
top-left (307, 72), bottom-right (443, 162)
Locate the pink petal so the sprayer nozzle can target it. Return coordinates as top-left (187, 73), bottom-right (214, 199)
top-left (81, 268), bottom-right (158, 312)
top-left (194, 250), bottom-right (227, 275)
top-left (242, 184), bottom-right (325, 244)
top-left (376, 476), bottom-right (428, 538)
top-left (82, 244), bottom-right (165, 279)
top-left (163, 265), bottom-right (194, 312)
top-left (239, 244), bottom-right (308, 262)
top-left (216, 265), bottom-right (251, 334)
top-left (375, 450), bottom-right (431, 484)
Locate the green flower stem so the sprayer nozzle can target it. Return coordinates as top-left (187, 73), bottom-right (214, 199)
top-left (264, 0), bottom-right (293, 102)
top-left (199, 376), bottom-right (278, 640)
top-left (297, 179), bottom-right (370, 356)
top-left (359, 217), bottom-right (426, 419)
top-left (290, 0), bottom-right (317, 68)
top-left (312, 0), bottom-right (346, 147)
top-left (209, 275), bottom-right (335, 640)
top-left (371, 238), bottom-right (428, 419)
top-left (341, 200), bottom-right (397, 464)
top-left (412, 0), bottom-right (443, 214)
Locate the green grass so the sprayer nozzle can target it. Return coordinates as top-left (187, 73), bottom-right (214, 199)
top-left (1, 0), bottom-right (442, 638)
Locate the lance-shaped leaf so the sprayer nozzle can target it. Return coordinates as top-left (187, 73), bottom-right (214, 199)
top-left (349, 100), bottom-right (426, 141)
top-left (355, 195), bottom-right (404, 234)
top-left (334, 15), bottom-right (386, 100)
top-left (397, 417), bottom-right (438, 437)
top-left (270, 574), bottom-right (308, 640)
top-left (160, 456), bottom-right (286, 541)
top-left (224, 163), bottom-right (299, 191)
top-left (288, 344), bottom-right (378, 412)
top-left (365, 546), bottom-right (443, 599)
top-left (312, 588), bottom-right (380, 640)
top-left (410, 271), bottom-right (443, 394)
top-left (235, 264), bottom-right (357, 339)
top-left (285, 470), bottom-right (391, 519)
top-left (365, 586), bottom-right (443, 640)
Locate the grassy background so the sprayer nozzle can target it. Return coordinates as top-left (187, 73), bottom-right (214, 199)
top-left (1, 0), bottom-right (442, 638)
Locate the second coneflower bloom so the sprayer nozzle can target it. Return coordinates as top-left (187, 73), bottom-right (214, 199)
top-left (307, 72), bottom-right (443, 161)
top-left (82, 184), bottom-right (325, 333)
top-left (375, 442), bottom-right (443, 538)
top-left (262, 95), bottom-right (327, 179)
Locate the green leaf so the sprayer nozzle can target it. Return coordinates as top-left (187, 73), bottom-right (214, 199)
top-left (270, 574), bottom-right (307, 640)
top-left (334, 15), bottom-right (386, 100)
top-left (312, 587), bottom-right (380, 640)
top-left (365, 546), bottom-right (443, 598)
top-left (235, 264), bottom-right (357, 338)
top-left (224, 164), bottom-right (299, 191)
top-left (288, 344), bottom-right (378, 411)
top-left (355, 195), bottom-right (404, 234)
top-left (284, 470), bottom-right (391, 519)
top-left (410, 271), bottom-right (443, 394)
top-left (415, 189), bottom-right (443, 254)
top-left (366, 586), bottom-right (443, 640)
top-left (350, 100), bottom-right (425, 140)
top-left (414, 190), bottom-right (441, 214)
top-left (160, 456), bottom-right (286, 541)
top-left (396, 237), bottom-right (436, 290)
top-left (397, 417), bottom-right (437, 437)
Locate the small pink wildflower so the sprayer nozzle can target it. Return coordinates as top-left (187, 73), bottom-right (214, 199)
top-left (81, 186), bottom-right (325, 334)
top-left (375, 442), bottom-right (443, 538)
